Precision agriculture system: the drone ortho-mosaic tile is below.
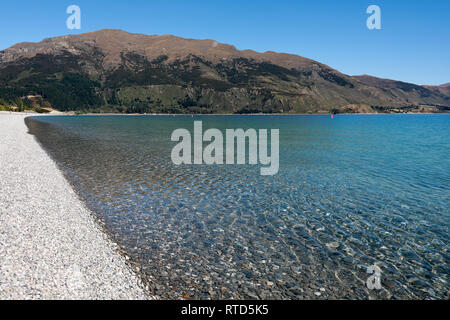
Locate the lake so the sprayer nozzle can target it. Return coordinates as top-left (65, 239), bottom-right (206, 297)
top-left (26, 114), bottom-right (449, 299)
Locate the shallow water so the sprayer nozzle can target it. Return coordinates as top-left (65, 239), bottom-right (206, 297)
top-left (26, 114), bottom-right (449, 299)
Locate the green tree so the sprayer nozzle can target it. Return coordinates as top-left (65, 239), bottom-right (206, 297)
top-left (41, 100), bottom-right (52, 109)
top-left (23, 98), bottom-right (34, 108)
top-left (15, 98), bottom-right (25, 112)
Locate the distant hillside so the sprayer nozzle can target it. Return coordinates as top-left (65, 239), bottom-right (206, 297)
top-left (422, 82), bottom-right (450, 97)
top-left (0, 29), bottom-right (448, 114)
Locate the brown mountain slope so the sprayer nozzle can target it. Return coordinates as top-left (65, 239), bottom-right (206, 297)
top-left (423, 83), bottom-right (450, 97)
top-left (0, 29), bottom-right (329, 70)
top-left (0, 29), bottom-right (448, 113)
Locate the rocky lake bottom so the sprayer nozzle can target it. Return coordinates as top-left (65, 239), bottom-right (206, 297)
top-left (26, 114), bottom-right (449, 299)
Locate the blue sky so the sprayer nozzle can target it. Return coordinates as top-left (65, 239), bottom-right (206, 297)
top-left (1, 0), bottom-right (448, 85)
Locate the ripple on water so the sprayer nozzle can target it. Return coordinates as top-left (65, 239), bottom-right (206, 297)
top-left (26, 114), bottom-right (450, 299)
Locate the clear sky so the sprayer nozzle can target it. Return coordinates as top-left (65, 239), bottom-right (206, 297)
top-left (1, 0), bottom-right (448, 85)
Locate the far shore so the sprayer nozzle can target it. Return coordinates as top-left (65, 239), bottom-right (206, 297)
top-left (2, 110), bottom-right (448, 117)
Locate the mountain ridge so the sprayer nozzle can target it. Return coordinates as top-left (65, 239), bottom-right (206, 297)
top-left (0, 29), bottom-right (448, 114)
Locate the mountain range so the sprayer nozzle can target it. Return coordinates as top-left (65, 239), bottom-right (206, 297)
top-left (0, 29), bottom-right (448, 114)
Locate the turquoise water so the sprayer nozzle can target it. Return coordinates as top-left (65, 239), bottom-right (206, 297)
top-left (26, 114), bottom-right (449, 299)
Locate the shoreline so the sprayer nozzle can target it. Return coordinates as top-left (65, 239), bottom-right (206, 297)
top-left (17, 111), bottom-right (450, 116)
top-left (0, 112), bottom-right (151, 299)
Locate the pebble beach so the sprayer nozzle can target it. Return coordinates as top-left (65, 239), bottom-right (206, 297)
top-left (0, 112), bottom-right (149, 299)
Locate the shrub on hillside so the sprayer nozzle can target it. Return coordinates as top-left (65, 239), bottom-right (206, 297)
top-left (34, 107), bottom-right (51, 114)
